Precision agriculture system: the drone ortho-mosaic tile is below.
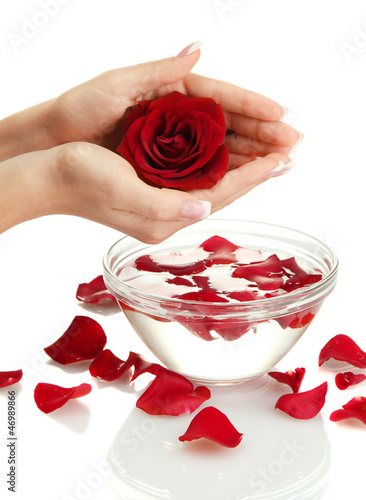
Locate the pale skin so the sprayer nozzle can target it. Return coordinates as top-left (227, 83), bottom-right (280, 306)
top-left (0, 46), bottom-right (299, 243)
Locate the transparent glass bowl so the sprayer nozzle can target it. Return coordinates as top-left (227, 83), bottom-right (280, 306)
top-left (103, 220), bottom-right (338, 384)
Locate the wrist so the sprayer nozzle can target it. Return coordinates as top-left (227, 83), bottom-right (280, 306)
top-left (0, 99), bottom-right (57, 162)
top-left (0, 148), bottom-right (62, 233)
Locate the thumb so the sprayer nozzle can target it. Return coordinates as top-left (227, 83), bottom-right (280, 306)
top-left (120, 42), bottom-right (202, 98)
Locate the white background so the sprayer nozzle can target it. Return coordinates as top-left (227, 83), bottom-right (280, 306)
top-left (1, 0), bottom-right (366, 498)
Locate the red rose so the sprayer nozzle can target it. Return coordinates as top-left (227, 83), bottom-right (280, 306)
top-left (116, 91), bottom-right (229, 190)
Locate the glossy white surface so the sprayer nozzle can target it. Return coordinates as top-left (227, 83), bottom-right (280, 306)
top-left (1, 1), bottom-right (366, 499)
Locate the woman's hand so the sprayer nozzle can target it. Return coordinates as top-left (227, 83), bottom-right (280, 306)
top-left (0, 139), bottom-right (293, 240)
top-left (0, 43), bottom-right (298, 239)
top-left (48, 42), bottom-right (298, 160)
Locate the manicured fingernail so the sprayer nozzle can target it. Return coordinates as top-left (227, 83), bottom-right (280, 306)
top-left (295, 131), bottom-right (305, 146)
top-left (281, 106), bottom-right (290, 119)
top-left (182, 199), bottom-right (211, 219)
top-left (177, 41), bottom-right (203, 58)
top-left (266, 160), bottom-right (295, 178)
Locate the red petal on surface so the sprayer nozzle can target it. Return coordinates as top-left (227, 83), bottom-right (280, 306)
top-left (330, 395), bottom-right (366, 425)
top-left (200, 235), bottom-right (238, 254)
top-left (232, 254), bottom-right (284, 291)
top-left (76, 275), bottom-right (117, 305)
top-left (280, 257), bottom-right (322, 292)
top-left (335, 372), bottom-right (366, 390)
top-left (89, 349), bottom-right (126, 381)
top-left (134, 254), bottom-right (210, 276)
top-left (136, 368), bottom-right (211, 416)
top-left (275, 382), bottom-right (328, 419)
top-left (200, 235), bottom-right (238, 264)
top-left (0, 370), bottom-right (23, 388)
top-left (179, 406), bottom-right (243, 448)
top-left (268, 367), bottom-right (306, 393)
top-left (166, 276), bottom-right (194, 287)
top-left (34, 382), bottom-right (92, 414)
top-left (127, 352), bottom-right (161, 381)
top-left (319, 334), bottom-right (366, 368)
top-left (44, 316), bottom-right (107, 365)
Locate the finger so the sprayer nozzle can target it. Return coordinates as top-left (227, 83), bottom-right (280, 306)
top-left (189, 153), bottom-right (292, 209)
top-left (184, 73), bottom-right (284, 121)
top-left (98, 48), bottom-right (201, 100)
top-left (111, 162), bottom-right (211, 223)
top-left (225, 112), bottom-right (299, 146)
top-left (225, 133), bottom-right (293, 157)
top-left (228, 153), bottom-right (257, 170)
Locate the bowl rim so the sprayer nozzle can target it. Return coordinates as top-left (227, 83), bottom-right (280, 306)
top-left (102, 219), bottom-right (339, 310)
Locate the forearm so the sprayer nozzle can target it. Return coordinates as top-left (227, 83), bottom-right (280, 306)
top-left (0, 100), bottom-right (57, 162)
top-left (0, 148), bottom-right (62, 233)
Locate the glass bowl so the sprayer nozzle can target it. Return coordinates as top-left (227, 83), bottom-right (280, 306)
top-left (103, 219), bottom-right (338, 384)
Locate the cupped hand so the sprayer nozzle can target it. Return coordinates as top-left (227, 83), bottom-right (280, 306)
top-left (51, 141), bottom-right (293, 243)
top-left (50, 45), bottom-right (299, 166)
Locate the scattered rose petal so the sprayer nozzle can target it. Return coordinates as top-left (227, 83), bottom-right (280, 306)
top-left (89, 350), bottom-right (161, 382)
top-left (124, 351), bottom-right (161, 382)
top-left (166, 276), bottom-right (194, 287)
top-left (76, 275), bottom-right (117, 304)
top-left (275, 382), bottom-right (328, 419)
top-left (135, 254), bottom-right (210, 276)
top-left (330, 395), bottom-right (366, 425)
top-left (44, 316), bottom-right (107, 365)
top-left (280, 257), bottom-right (322, 292)
top-left (319, 334), bottom-right (366, 368)
top-left (34, 382), bottom-right (92, 414)
top-left (89, 349), bottom-right (126, 381)
top-left (232, 255), bottom-right (284, 291)
top-left (136, 368), bottom-right (211, 416)
top-left (0, 370), bottom-right (23, 388)
top-left (200, 235), bottom-right (238, 264)
top-left (335, 372), bottom-right (366, 390)
top-left (268, 367), bottom-right (306, 393)
top-left (179, 406), bottom-right (243, 448)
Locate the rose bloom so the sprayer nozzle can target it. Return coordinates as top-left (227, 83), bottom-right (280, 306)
top-left (117, 91), bottom-right (229, 190)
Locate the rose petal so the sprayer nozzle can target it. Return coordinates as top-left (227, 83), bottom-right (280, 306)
top-left (134, 254), bottom-right (210, 276)
top-left (34, 382), bottom-right (92, 414)
top-left (280, 257), bottom-right (322, 292)
top-left (330, 395), bottom-right (366, 425)
top-left (275, 305), bottom-right (320, 330)
top-left (268, 367), bottom-right (306, 393)
top-left (335, 372), bottom-right (366, 390)
top-left (0, 370), bottom-right (23, 388)
top-left (319, 334), bottom-right (366, 368)
top-left (125, 351), bottom-right (161, 382)
top-left (275, 381), bottom-right (328, 419)
top-left (44, 316), bottom-right (107, 365)
top-left (200, 235), bottom-right (238, 264)
top-left (89, 349), bottom-right (126, 381)
top-left (232, 254), bottom-right (284, 291)
top-left (179, 406), bottom-right (243, 448)
top-left (89, 350), bottom-right (161, 382)
top-left (76, 275), bottom-right (117, 305)
top-left (136, 368), bottom-right (211, 416)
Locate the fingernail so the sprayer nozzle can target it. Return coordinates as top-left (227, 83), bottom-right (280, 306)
top-left (295, 131), bottom-right (305, 146)
top-left (281, 106), bottom-right (290, 120)
top-left (182, 199), bottom-right (211, 219)
top-left (266, 160), bottom-right (295, 178)
top-left (177, 41), bottom-right (203, 58)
